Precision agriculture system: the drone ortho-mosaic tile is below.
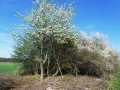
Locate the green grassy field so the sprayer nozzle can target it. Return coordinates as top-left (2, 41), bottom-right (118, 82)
top-left (0, 62), bottom-right (17, 74)
top-left (107, 73), bottom-right (120, 90)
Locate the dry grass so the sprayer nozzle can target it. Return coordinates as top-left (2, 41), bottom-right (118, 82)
top-left (12, 75), bottom-right (107, 90)
top-left (0, 74), bottom-right (109, 90)
top-left (0, 75), bottom-right (17, 90)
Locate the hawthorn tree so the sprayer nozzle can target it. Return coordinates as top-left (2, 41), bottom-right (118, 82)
top-left (12, 0), bottom-right (76, 82)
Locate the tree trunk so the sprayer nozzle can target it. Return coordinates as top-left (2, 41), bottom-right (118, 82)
top-left (40, 62), bottom-right (44, 82)
top-left (75, 66), bottom-right (78, 76)
top-left (35, 61), bottom-right (39, 75)
top-left (53, 68), bottom-right (59, 76)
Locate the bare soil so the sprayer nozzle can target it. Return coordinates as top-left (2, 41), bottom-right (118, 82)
top-left (13, 75), bottom-right (107, 90)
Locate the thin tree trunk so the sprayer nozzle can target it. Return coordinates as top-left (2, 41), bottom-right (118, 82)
top-left (40, 62), bottom-right (44, 82)
top-left (57, 59), bottom-right (63, 78)
top-left (35, 61), bottom-right (39, 75)
top-left (53, 68), bottom-right (59, 76)
top-left (40, 35), bottom-right (44, 82)
top-left (46, 58), bottom-right (50, 87)
top-left (75, 65), bottom-right (78, 76)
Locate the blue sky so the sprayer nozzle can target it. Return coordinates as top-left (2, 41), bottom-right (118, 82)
top-left (0, 0), bottom-right (120, 58)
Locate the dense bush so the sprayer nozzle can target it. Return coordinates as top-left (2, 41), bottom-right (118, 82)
top-left (71, 32), bottom-right (120, 77)
top-left (12, 32), bottom-right (120, 77)
top-left (78, 60), bottom-right (103, 77)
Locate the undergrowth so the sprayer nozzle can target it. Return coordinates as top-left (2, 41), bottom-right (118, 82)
top-left (107, 73), bottom-right (120, 90)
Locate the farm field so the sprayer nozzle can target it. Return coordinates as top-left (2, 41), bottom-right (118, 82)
top-left (0, 62), bottom-right (17, 74)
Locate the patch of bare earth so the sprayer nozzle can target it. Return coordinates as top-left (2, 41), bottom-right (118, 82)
top-left (13, 75), bottom-right (107, 90)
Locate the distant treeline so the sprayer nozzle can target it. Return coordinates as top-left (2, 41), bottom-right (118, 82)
top-left (0, 58), bottom-right (11, 62)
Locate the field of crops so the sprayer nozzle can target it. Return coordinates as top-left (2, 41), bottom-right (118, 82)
top-left (0, 62), bottom-right (17, 74)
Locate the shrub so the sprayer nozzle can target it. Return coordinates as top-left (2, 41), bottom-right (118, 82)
top-left (72, 32), bottom-right (120, 77)
top-left (78, 60), bottom-right (104, 77)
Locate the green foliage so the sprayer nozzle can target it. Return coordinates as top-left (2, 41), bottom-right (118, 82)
top-left (107, 73), bottom-right (120, 90)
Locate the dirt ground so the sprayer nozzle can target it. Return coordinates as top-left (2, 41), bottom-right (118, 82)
top-left (13, 75), bottom-right (107, 90)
